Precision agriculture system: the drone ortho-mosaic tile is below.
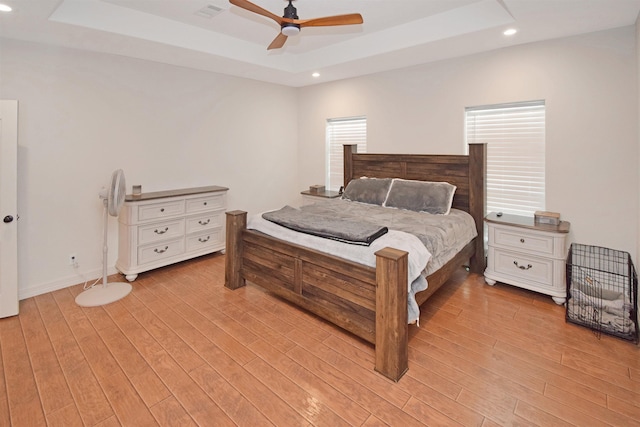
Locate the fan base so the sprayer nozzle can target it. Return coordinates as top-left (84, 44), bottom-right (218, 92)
top-left (75, 282), bottom-right (132, 307)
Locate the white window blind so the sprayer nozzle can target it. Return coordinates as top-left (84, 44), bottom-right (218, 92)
top-left (326, 116), bottom-right (367, 191)
top-left (465, 101), bottom-right (546, 216)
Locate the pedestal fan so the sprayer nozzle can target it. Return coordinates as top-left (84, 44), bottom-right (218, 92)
top-left (75, 169), bottom-right (132, 307)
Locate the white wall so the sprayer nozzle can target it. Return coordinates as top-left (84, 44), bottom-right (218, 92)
top-left (298, 26), bottom-right (639, 263)
top-left (2, 25), bottom-right (639, 299)
top-left (0, 39), bottom-right (298, 298)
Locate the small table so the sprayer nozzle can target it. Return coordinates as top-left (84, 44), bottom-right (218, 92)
top-left (484, 212), bottom-right (570, 305)
top-left (300, 189), bottom-right (341, 205)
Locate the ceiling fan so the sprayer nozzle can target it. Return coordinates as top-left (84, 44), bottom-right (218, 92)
top-left (229, 0), bottom-right (364, 50)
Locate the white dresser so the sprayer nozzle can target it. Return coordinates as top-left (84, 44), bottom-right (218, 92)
top-left (484, 212), bottom-right (570, 304)
top-left (116, 186), bottom-right (228, 281)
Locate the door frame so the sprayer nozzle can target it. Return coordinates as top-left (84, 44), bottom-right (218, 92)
top-left (0, 100), bottom-right (19, 318)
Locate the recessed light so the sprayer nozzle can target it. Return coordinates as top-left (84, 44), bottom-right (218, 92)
top-left (312, 72), bottom-right (320, 78)
top-left (503, 28), bottom-right (517, 36)
top-left (0, 4), bottom-right (12, 12)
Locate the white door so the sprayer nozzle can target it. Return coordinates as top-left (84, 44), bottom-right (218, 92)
top-left (0, 100), bottom-right (18, 318)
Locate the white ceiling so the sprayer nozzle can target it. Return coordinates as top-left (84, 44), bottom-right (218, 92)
top-left (1, 0), bottom-right (640, 87)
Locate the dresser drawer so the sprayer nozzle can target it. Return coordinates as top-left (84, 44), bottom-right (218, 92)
top-left (138, 238), bottom-right (185, 265)
top-left (186, 228), bottom-right (223, 252)
top-left (186, 194), bottom-right (225, 214)
top-left (138, 219), bottom-right (185, 245)
top-left (491, 226), bottom-right (555, 257)
top-left (138, 200), bottom-right (185, 222)
top-left (492, 248), bottom-right (554, 289)
top-left (186, 211), bottom-right (224, 234)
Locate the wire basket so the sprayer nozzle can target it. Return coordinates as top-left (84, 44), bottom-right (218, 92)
top-left (566, 244), bottom-right (638, 343)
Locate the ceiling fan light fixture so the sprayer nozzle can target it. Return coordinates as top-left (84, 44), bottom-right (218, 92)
top-left (229, 0), bottom-right (363, 50)
top-left (281, 24), bottom-right (300, 37)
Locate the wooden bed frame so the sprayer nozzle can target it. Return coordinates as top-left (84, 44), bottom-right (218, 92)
top-left (225, 143), bottom-right (486, 381)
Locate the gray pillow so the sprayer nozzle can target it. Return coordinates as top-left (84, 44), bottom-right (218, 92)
top-left (342, 177), bottom-right (393, 205)
top-left (384, 179), bottom-right (456, 215)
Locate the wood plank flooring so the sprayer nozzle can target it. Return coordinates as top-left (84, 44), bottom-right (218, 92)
top-left (1, 253), bottom-right (639, 426)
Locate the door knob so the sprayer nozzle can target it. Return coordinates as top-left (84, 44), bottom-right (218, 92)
top-left (3, 215), bottom-right (14, 223)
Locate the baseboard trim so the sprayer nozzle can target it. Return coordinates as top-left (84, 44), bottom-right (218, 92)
top-left (19, 266), bottom-right (120, 300)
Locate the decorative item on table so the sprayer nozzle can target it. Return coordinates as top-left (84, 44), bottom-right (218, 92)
top-left (309, 184), bottom-right (325, 194)
top-left (534, 210), bottom-right (560, 226)
top-left (132, 185), bottom-right (142, 196)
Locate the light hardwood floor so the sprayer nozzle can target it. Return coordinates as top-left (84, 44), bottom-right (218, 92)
top-left (1, 253), bottom-right (639, 426)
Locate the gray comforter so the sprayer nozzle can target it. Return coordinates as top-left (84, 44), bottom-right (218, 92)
top-left (296, 198), bottom-right (477, 274)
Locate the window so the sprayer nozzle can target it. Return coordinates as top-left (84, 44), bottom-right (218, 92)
top-left (465, 101), bottom-right (546, 216)
top-left (326, 116), bottom-right (367, 191)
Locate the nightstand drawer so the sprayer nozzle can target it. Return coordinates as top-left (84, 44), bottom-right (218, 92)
top-left (491, 226), bottom-right (555, 256)
top-left (492, 248), bottom-right (554, 288)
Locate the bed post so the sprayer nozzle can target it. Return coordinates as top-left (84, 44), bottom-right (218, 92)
top-left (225, 210), bottom-right (247, 290)
top-left (468, 143), bottom-right (487, 274)
top-left (374, 247), bottom-right (409, 382)
top-left (343, 144), bottom-right (357, 188)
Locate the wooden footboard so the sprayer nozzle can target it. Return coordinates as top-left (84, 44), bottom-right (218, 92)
top-left (225, 210), bottom-right (410, 380)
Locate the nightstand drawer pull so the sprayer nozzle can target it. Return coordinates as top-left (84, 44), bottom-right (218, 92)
top-left (154, 246), bottom-right (169, 254)
top-left (520, 238), bottom-right (525, 243)
top-left (154, 227), bottom-right (169, 235)
top-left (198, 219), bottom-right (210, 226)
top-left (514, 261), bottom-right (532, 270)
top-left (198, 236), bottom-right (210, 243)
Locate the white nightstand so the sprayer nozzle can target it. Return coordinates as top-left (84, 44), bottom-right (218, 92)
top-left (484, 212), bottom-right (570, 305)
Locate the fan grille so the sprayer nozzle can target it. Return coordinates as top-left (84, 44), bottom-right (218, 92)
top-left (108, 169), bottom-right (126, 217)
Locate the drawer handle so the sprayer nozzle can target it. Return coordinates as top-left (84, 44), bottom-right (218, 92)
top-left (198, 236), bottom-right (210, 243)
top-left (154, 246), bottom-right (169, 254)
top-left (203, 202), bottom-right (207, 206)
top-left (154, 227), bottom-right (169, 235)
top-left (198, 219), bottom-right (210, 226)
top-left (513, 261), bottom-right (532, 270)
top-left (160, 208), bottom-right (165, 213)
top-left (520, 238), bottom-right (525, 243)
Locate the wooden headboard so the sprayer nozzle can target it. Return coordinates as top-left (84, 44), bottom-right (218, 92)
top-left (343, 143), bottom-right (487, 273)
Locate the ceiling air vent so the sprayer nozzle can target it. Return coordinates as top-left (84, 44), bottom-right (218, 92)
top-left (195, 4), bottom-right (223, 19)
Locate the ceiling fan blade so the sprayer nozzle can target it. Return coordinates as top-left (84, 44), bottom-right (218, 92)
top-left (229, 0), bottom-right (284, 25)
top-left (268, 33), bottom-right (288, 50)
top-left (298, 13), bottom-right (363, 28)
